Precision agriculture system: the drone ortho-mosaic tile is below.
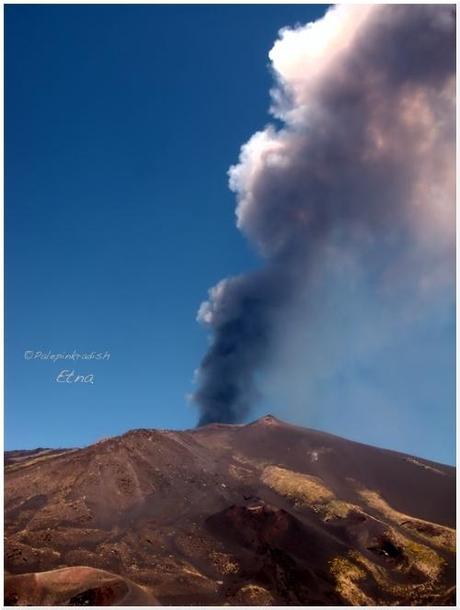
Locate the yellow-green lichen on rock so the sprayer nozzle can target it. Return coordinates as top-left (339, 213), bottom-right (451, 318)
top-left (261, 466), bottom-right (334, 508)
top-left (261, 466), bottom-right (366, 524)
top-left (358, 488), bottom-right (455, 553)
top-left (329, 555), bottom-right (374, 605)
top-left (230, 583), bottom-right (275, 605)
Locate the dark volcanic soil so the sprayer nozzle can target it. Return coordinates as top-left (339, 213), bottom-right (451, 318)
top-left (4, 415), bottom-right (456, 605)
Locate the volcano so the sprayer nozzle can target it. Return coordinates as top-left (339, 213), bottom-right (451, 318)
top-left (4, 416), bottom-right (455, 605)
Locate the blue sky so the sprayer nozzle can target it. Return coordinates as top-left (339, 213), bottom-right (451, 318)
top-left (5, 5), bottom-right (455, 464)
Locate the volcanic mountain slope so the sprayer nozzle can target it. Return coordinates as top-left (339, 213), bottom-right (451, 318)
top-left (5, 416), bottom-right (456, 606)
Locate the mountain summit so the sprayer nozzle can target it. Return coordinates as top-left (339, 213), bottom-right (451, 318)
top-left (5, 417), bottom-right (455, 605)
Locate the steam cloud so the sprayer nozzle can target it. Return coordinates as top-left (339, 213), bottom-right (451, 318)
top-left (193, 5), bottom-right (455, 427)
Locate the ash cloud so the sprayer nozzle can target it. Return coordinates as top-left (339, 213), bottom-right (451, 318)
top-left (193, 5), bottom-right (455, 427)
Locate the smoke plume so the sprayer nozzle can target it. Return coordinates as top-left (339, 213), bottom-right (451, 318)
top-left (193, 4), bottom-right (455, 427)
